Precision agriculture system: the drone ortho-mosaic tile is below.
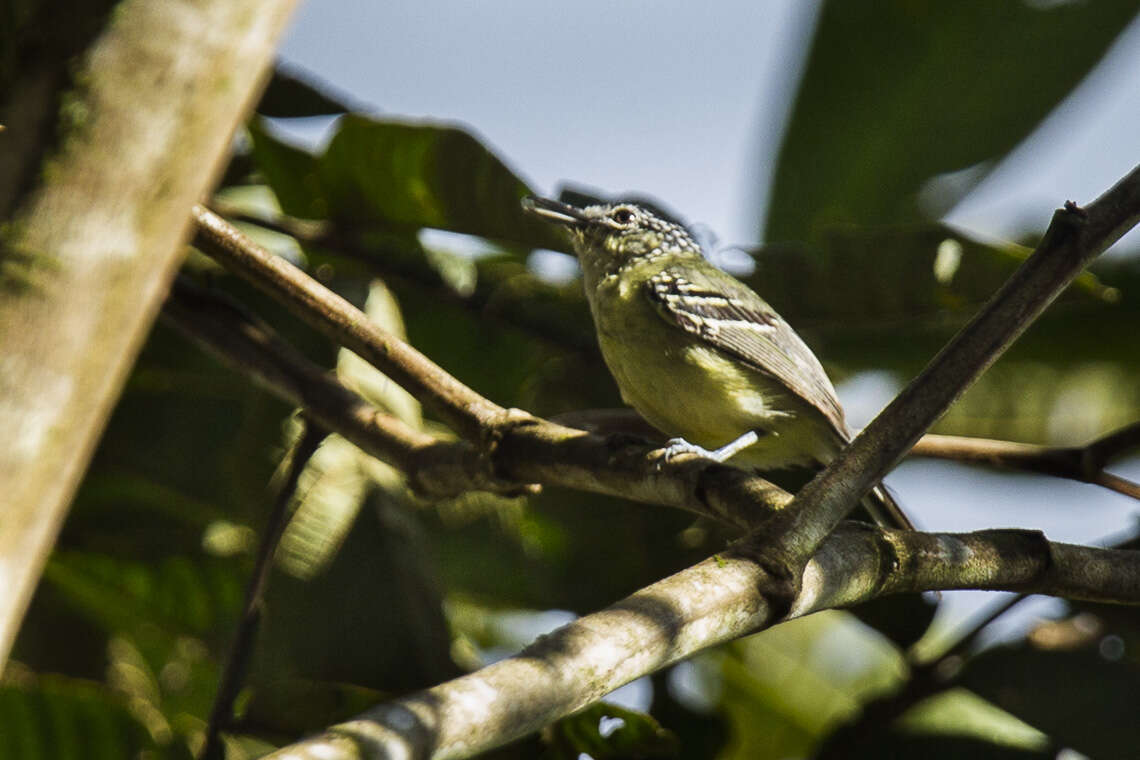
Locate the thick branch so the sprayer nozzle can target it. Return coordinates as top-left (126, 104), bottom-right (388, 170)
top-left (0, 0), bottom-right (298, 669)
top-left (264, 526), bottom-right (1140, 760)
top-left (773, 165), bottom-right (1140, 563)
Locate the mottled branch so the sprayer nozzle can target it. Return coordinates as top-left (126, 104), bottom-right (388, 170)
top-left (263, 525), bottom-right (1140, 760)
top-left (0, 0), bottom-right (298, 669)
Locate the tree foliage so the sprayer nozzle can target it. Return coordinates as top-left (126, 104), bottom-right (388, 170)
top-left (5, 2), bottom-right (1140, 759)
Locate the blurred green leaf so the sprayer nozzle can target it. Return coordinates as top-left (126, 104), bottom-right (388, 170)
top-left (841, 732), bottom-right (1049, 759)
top-left (0, 676), bottom-right (166, 760)
top-left (849, 593), bottom-right (937, 652)
top-left (43, 552), bottom-right (242, 644)
top-left (959, 645), bottom-right (1140, 758)
top-left (236, 677), bottom-right (382, 738)
top-left (248, 119), bottom-right (328, 219)
top-left (318, 115), bottom-right (561, 248)
top-left (765, 1), bottom-right (1140, 241)
top-left (817, 685), bottom-right (1051, 758)
top-left (717, 613), bottom-right (905, 759)
top-left (248, 113), bottom-right (566, 250)
top-left (544, 702), bottom-right (679, 759)
top-left (747, 223), bottom-right (1116, 330)
top-left (252, 491), bottom-right (459, 699)
top-left (256, 65), bottom-right (354, 118)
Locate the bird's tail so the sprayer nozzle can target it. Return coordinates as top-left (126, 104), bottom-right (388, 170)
top-left (862, 484), bottom-right (914, 531)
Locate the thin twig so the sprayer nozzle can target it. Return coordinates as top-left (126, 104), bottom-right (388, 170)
top-left (770, 164), bottom-right (1140, 567)
top-left (200, 420), bottom-right (328, 760)
top-left (911, 422), bottom-right (1140, 501)
top-left (559, 409), bottom-right (1140, 501)
top-left (191, 205), bottom-right (503, 442)
top-left (161, 276), bottom-right (528, 499)
top-left (209, 201), bottom-right (599, 353)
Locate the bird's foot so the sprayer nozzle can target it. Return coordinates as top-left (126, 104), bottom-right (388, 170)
top-left (660, 430), bottom-right (761, 464)
top-left (661, 437), bottom-right (716, 463)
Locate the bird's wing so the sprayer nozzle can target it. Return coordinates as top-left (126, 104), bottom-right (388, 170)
top-left (644, 266), bottom-right (848, 435)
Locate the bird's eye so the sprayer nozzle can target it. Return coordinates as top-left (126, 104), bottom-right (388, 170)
top-left (611, 207), bottom-right (635, 225)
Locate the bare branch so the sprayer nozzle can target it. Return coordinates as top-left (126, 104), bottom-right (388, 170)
top-left (912, 423), bottom-right (1140, 501)
top-left (263, 525), bottom-right (1140, 760)
top-left (558, 409), bottom-right (1140, 501)
top-left (192, 205), bottom-right (503, 441)
top-left (201, 421), bottom-right (328, 760)
top-left (162, 277), bottom-right (525, 500)
top-left (770, 164), bottom-right (1140, 564)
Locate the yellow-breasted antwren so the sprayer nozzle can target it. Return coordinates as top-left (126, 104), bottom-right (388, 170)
top-left (522, 195), bottom-right (912, 531)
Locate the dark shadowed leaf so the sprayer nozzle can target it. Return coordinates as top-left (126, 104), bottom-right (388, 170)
top-left (838, 731), bottom-right (1050, 759)
top-left (251, 491), bottom-right (459, 697)
top-left (318, 115), bottom-right (564, 249)
top-left (43, 552), bottom-right (243, 648)
top-left (765, 1), bottom-right (1140, 241)
top-left (256, 65), bottom-right (355, 118)
top-left (248, 118), bottom-right (328, 219)
top-left (0, 678), bottom-right (164, 760)
top-left (745, 223), bottom-right (1115, 329)
top-left (959, 645), bottom-right (1140, 759)
top-left (544, 702), bottom-right (679, 759)
top-left (849, 593), bottom-right (937, 652)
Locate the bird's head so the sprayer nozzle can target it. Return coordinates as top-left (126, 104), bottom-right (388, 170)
top-left (522, 196), bottom-right (702, 276)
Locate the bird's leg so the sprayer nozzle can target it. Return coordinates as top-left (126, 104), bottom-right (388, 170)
top-left (662, 430), bottom-right (762, 463)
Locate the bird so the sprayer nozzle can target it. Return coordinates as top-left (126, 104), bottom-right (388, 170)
top-left (521, 195), bottom-right (912, 531)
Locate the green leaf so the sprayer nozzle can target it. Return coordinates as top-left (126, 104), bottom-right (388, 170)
top-left (544, 702), bottom-right (679, 759)
top-left (0, 677), bottom-right (164, 760)
top-left (840, 732), bottom-right (1050, 759)
top-left (316, 115), bottom-right (563, 249)
top-left (248, 114), bottom-right (568, 248)
top-left (748, 223), bottom-right (1116, 329)
top-left (252, 491), bottom-right (459, 696)
top-left (765, 1), bottom-right (1140, 241)
top-left (43, 552), bottom-right (243, 644)
top-left (256, 66), bottom-right (354, 118)
top-left (959, 645), bottom-right (1140, 758)
top-left (248, 118), bottom-right (328, 219)
top-left (716, 614), bottom-right (906, 759)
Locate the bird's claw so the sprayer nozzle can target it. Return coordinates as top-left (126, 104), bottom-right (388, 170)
top-left (658, 430), bottom-right (762, 468)
top-left (662, 437), bottom-right (716, 462)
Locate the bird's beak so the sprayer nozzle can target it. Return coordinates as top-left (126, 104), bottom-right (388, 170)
top-left (521, 196), bottom-right (588, 227)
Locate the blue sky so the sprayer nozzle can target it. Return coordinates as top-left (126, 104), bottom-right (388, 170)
top-left (278, 0), bottom-right (1140, 250)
